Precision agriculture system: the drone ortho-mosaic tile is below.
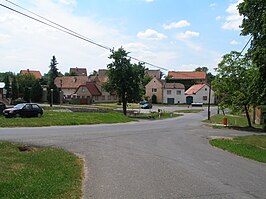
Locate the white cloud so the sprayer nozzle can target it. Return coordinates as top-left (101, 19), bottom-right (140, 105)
top-left (216, 16), bottom-right (223, 21)
top-left (163, 20), bottom-right (190, 30)
top-left (137, 29), bottom-right (167, 40)
top-left (145, 0), bottom-right (154, 2)
top-left (176, 31), bottom-right (200, 40)
top-left (209, 3), bottom-right (216, 8)
top-left (57, 0), bottom-right (77, 6)
top-left (230, 40), bottom-right (240, 45)
top-left (222, 0), bottom-right (243, 30)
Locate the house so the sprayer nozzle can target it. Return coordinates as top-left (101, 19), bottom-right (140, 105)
top-left (70, 67), bottom-right (87, 76)
top-left (168, 71), bottom-right (207, 89)
top-left (20, 69), bottom-right (42, 79)
top-left (145, 70), bottom-right (161, 79)
top-left (163, 83), bottom-right (185, 104)
top-left (185, 83), bottom-right (215, 104)
top-left (54, 76), bottom-right (89, 97)
top-left (145, 77), bottom-right (164, 103)
top-left (0, 82), bottom-right (5, 99)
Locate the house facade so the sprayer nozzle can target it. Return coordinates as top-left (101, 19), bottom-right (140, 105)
top-left (163, 83), bottom-right (185, 104)
top-left (145, 77), bottom-right (164, 103)
top-left (185, 84), bottom-right (215, 104)
top-left (145, 70), bottom-right (161, 79)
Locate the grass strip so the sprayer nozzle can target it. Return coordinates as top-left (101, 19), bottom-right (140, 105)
top-left (0, 141), bottom-right (83, 199)
top-left (210, 135), bottom-right (266, 163)
top-left (130, 112), bottom-right (183, 120)
top-left (0, 112), bottom-right (134, 127)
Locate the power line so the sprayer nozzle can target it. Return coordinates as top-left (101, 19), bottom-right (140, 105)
top-left (235, 36), bottom-right (252, 60)
top-left (1, 1), bottom-right (169, 71)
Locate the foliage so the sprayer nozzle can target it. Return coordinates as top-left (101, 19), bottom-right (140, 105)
top-left (48, 56), bottom-right (59, 85)
top-left (31, 80), bottom-right (43, 102)
top-left (65, 71), bottom-right (77, 76)
top-left (47, 56), bottom-right (60, 104)
top-left (210, 135), bottom-right (266, 163)
top-left (105, 47), bottom-right (145, 115)
top-left (17, 74), bottom-right (36, 102)
top-left (238, 0), bottom-right (266, 104)
top-left (194, 66), bottom-right (215, 83)
top-left (0, 141), bottom-right (83, 199)
top-left (3, 74), bottom-right (11, 98)
top-left (212, 51), bottom-right (256, 127)
top-left (11, 76), bottom-right (19, 101)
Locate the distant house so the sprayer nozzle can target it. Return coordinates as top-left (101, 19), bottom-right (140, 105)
top-left (20, 69), bottom-right (42, 79)
top-left (168, 71), bottom-right (207, 89)
top-left (69, 67), bottom-right (87, 76)
top-left (0, 82), bottom-right (5, 99)
top-left (145, 77), bottom-right (164, 103)
top-left (185, 83), bottom-right (215, 104)
top-left (75, 82), bottom-right (102, 104)
top-left (54, 76), bottom-right (89, 97)
top-left (145, 70), bottom-right (161, 79)
top-left (163, 83), bottom-right (185, 104)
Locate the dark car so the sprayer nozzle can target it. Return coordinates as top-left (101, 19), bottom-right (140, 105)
top-left (141, 102), bottom-right (152, 109)
top-left (3, 103), bottom-right (43, 118)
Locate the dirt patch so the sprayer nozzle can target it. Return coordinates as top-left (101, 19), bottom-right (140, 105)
top-left (18, 145), bottom-right (37, 152)
top-left (207, 136), bottom-right (234, 140)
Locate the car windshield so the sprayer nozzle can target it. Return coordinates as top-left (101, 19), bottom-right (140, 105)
top-left (14, 104), bottom-right (25, 109)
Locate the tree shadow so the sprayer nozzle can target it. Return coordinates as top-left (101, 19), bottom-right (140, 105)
top-left (228, 126), bottom-right (266, 133)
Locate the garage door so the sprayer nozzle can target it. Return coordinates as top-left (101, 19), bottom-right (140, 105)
top-left (167, 98), bottom-right (175, 105)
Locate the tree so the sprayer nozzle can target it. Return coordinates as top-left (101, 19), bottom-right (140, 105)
top-left (11, 76), bottom-right (18, 101)
top-left (238, 0), bottom-right (266, 104)
top-left (3, 74), bottom-right (11, 98)
top-left (105, 47), bottom-right (145, 115)
top-left (47, 56), bottom-right (60, 104)
top-left (212, 51), bottom-right (256, 127)
top-left (17, 74), bottom-right (36, 102)
top-left (31, 80), bottom-right (43, 102)
top-left (194, 67), bottom-right (215, 83)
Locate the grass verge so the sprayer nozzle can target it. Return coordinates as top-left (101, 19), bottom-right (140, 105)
top-left (210, 135), bottom-right (266, 163)
top-left (130, 112), bottom-right (183, 120)
top-left (0, 141), bottom-right (83, 199)
top-left (0, 112), bottom-right (134, 127)
top-left (174, 109), bottom-right (204, 113)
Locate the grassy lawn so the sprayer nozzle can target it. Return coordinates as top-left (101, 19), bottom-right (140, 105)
top-left (0, 112), bottom-right (134, 127)
top-left (130, 112), bottom-right (183, 120)
top-left (0, 141), bottom-right (83, 199)
top-left (210, 135), bottom-right (266, 163)
top-left (174, 109), bottom-right (204, 113)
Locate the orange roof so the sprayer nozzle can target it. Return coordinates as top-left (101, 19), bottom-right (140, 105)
top-left (164, 82), bottom-right (185, 89)
top-left (20, 69), bottom-right (42, 79)
top-left (185, 84), bottom-right (206, 95)
top-left (168, 71), bottom-right (206, 80)
top-left (54, 76), bottom-right (89, 89)
top-left (78, 82), bottom-right (101, 96)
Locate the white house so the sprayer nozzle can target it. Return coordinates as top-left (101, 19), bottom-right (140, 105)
top-left (163, 83), bottom-right (186, 104)
top-left (0, 82), bottom-right (6, 99)
top-left (185, 84), bottom-right (215, 104)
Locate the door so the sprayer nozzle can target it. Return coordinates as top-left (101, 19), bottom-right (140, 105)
top-left (167, 98), bottom-right (175, 105)
top-left (186, 96), bottom-right (193, 104)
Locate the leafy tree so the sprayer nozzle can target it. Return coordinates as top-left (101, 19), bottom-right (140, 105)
top-left (238, 0), bottom-right (266, 104)
top-left (47, 56), bottom-right (60, 104)
top-left (3, 74), bottom-right (11, 98)
top-left (31, 80), bottom-right (43, 102)
top-left (11, 76), bottom-right (18, 101)
top-left (194, 67), bottom-right (215, 83)
top-left (212, 51), bottom-right (256, 127)
top-left (195, 66), bottom-right (208, 72)
top-left (105, 47), bottom-right (145, 115)
top-left (17, 74), bottom-right (36, 102)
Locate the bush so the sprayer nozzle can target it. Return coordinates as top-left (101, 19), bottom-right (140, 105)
top-left (12, 98), bottom-right (26, 105)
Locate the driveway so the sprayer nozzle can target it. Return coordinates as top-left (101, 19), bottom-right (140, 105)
top-left (0, 108), bottom-right (265, 198)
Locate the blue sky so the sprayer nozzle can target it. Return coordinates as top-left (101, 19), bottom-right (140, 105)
top-left (0, 0), bottom-right (248, 75)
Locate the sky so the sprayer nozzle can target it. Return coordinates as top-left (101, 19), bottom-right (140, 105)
top-left (0, 0), bottom-right (249, 76)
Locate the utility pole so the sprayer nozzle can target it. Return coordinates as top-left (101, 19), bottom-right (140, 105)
top-left (208, 82), bottom-right (211, 120)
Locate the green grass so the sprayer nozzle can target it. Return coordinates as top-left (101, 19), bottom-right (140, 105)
top-left (0, 112), bottom-right (134, 127)
top-left (130, 112), bottom-right (183, 120)
top-left (0, 141), bottom-right (83, 199)
top-left (210, 135), bottom-right (266, 163)
top-left (174, 109), bottom-right (204, 113)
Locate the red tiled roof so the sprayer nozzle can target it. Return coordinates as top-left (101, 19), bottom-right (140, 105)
top-left (20, 69), bottom-right (42, 79)
top-left (185, 84), bottom-right (206, 95)
top-left (54, 76), bottom-right (89, 89)
top-left (168, 71), bottom-right (206, 80)
top-left (82, 82), bottom-right (101, 96)
top-left (70, 67), bottom-right (87, 76)
top-left (164, 82), bottom-right (185, 89)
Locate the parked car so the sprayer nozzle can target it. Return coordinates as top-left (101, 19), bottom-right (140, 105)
top-left (139, 100), bottom-right (148, 105)
top-left (3, 103), bottom-right (43, 118)
top-left (141, 102), bottom-right (153, 109)
top-left (0, 102), bottom-right (6, 115)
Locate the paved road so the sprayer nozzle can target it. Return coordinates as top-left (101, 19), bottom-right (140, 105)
top-left (0, 107), bottom-right (265, 199)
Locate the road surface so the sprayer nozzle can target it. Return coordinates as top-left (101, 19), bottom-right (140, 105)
top-left (0, 107), bottom-right (265, 198)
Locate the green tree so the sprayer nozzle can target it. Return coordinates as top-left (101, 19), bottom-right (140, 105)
top-left (17, 74), bottom-right (36, 102)
top-left (105, 48), bottom-right (145, 115)
top-left (3, 74), bottom-right (11, 98)
top-left (212, 51), bottom-right (256, 127)
top-left (194, 67), bottom-right (215, 83)
top-left (31, 80), bottom-right (43, 102)
top-left (11, 76), bottom-right (18, 101)
top-left (238, 0), bottom-right (266, 104)
top-left (47, 56), bottom-right (60, 104)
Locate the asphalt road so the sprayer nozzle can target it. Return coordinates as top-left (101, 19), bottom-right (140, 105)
top-left (0, 107), bottom-right (265, 199)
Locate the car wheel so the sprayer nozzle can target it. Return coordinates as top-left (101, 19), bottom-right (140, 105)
top-left (37, 113), bottom-right (42, 118)
top-left (15, 113), bottom-right (20, 118)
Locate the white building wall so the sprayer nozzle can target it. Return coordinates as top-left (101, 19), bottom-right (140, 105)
top-left (163, 89), bottom-right (186, 104)
top-left (186, 84), bottom-right (215, 104)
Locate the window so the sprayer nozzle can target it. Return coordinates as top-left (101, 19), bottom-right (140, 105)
top-left (176, 90), bottom-right (181, 95)
top-left (82, 87), bottom-right (85, 92)
top-left (203, 96), bottom-right (207, 101)
top-left (167, 90), bottom-right (171, 95)
top-left (152, 88), bottom-right (157, 93)
top-left (205, 88), bottom-right (208, 91)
